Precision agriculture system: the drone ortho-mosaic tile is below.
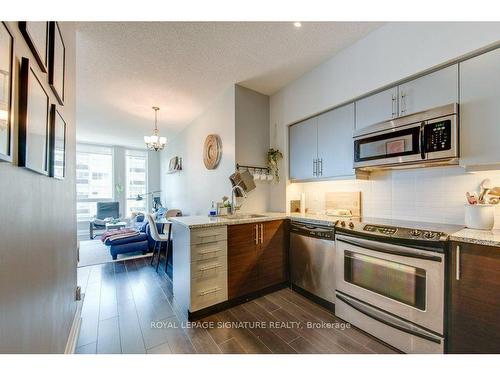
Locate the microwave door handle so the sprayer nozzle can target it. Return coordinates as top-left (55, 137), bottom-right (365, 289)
top-left (420, 121), bottom-right (426, 160)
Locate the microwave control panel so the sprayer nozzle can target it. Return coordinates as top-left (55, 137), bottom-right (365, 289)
top-left (425, 120), bottom-right (451, 152)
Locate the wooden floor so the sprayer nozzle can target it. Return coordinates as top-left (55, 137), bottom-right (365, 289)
top-left (76, 257), bottom-right (397, 354)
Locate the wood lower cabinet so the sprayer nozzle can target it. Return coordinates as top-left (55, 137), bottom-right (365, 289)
top-left (448, 241), bottom-right (500, 353)
top-left (228, 220), bottom-right (288, 299)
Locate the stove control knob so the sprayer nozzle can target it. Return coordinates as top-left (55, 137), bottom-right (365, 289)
top-left (341, 221), bottom-right (346, 227)
top-left (423, 231), bottom-right (435, 239)
top-left (410, 229), bottom-right (422, 237)
top-left (348, 222), bottom-right (354, 229)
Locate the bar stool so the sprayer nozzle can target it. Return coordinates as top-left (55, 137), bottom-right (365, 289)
top-left (147, 213), bottom-right (172, 272)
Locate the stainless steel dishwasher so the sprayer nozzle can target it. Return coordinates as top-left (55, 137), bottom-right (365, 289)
top-left (290, 221), bottom-right (336, 309)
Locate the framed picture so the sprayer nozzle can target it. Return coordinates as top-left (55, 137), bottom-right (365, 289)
top-left (0, 22), bottom-right (14, 162)
top-left (49, 105), bottom-right (66, 179)
top-left (167, 156), bottom-right (182, 173)
top-left (18, 57), bottom-right (50, 175)
top-left (19, 21), bottom-right (48, 72)
top-left (48, 22), bottom-right (65, 105)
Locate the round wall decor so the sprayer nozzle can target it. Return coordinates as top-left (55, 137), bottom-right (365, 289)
top-left (203, 134), bottom-right (222, 169)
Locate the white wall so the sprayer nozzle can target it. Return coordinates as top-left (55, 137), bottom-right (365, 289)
top-left (161, 85), bottom-right (273, 216)
top-left (0, 22), bottom-right (77, 353)
top-left (289, 167), bottom-right (500, 228)
top-left (161, 86), bottom-right (236, 216)
top-left (270, 22), bottom-right (500, 225)
top-left (147, 150), bottom-right (161, 211)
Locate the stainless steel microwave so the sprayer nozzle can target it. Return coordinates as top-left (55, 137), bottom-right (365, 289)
top-left (353, 103), bottom-right (459, 171)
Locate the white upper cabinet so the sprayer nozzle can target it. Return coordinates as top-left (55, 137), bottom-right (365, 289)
top-left (355, 65), bottom-right (459, 131)
top-left (289, 117), bottom-right (318, 180)
top-left (317, 104), bottom-right (355, 178)
top-left (398, 65), bottom-right (458, 117)
top-left (355, 87), bottom-right (398, 131)
top-left (459, 48), bottom-right (500, 169)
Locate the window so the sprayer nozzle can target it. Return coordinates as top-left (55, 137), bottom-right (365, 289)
top-left (76, 144), bottom-right (113, 222)
top-left (126, 150), bottom-right (148, 215)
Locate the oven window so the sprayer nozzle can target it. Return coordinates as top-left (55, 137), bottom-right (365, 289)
top-left (355, 126), bottom-right (420, 162)
top-left (344, 250), bottom-right (426, 310)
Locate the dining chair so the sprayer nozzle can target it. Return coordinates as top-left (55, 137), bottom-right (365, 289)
top-left (146, 213), bottom-right (172, 272)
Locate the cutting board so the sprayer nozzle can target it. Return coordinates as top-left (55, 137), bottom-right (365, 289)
top-left (325, 192), bottom-right (361, 217)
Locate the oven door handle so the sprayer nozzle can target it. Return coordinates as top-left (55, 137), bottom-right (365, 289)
top-left (335, 234), bottom-right (442, 262)
top-left (336, 292), bottom-right (442, 344)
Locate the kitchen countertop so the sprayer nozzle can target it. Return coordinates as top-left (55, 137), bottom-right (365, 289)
top-left (170, 212), bottom-right (500, 248)
top-left (169, 212), bottom-right (289, 228)
top-left (169, 212), bottom-right (349, 229)
top-left (450, 228), bottom-right (500, 247)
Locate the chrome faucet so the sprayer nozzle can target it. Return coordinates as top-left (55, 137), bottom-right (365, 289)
top-left (230, 184), bottom-right (247, 215)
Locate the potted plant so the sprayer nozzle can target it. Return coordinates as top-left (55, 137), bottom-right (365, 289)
top-left (267, 148), bottom-right (283, 182)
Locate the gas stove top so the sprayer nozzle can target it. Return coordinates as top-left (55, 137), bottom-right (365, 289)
top-left (335, 217), bottom-right (464, 243)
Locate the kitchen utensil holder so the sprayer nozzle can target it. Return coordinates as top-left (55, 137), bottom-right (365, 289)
top-left (464, 204), bottom-right (495, 230)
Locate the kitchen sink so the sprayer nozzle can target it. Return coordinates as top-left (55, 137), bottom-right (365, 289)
top-left (225, 214), bottom-right (268, 220)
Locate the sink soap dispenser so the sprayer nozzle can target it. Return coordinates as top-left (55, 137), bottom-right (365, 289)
top-left (209, 201), bottom-right (217, 217)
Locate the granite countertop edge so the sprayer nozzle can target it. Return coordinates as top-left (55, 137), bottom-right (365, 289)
top-left (449, 228), bottom-right (500, 247)
top-left (169, 212), bottom-right (340, 229)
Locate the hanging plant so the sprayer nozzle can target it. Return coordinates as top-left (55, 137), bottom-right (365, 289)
top-left (267, 148), bottom-right (283, 182)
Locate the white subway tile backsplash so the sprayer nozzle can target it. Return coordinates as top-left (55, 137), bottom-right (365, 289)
top-left (287, 165), bottom-right (500, 228)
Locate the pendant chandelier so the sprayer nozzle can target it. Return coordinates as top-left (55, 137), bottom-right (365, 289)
top-left (144, 106), bottom-right (167, 151)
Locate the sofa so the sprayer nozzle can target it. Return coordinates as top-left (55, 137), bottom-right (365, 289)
top-left (106, 215), bottom-right (165, 260)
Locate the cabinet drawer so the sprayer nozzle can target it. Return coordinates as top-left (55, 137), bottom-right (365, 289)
top-left (191, 226), bottom-right (227, 245)
top-left (191, 256), bottom-right (227, 280)
top-left (191, 267), bottom-right (228, 311)
top-left (191, 240), bottom-right (227, 261)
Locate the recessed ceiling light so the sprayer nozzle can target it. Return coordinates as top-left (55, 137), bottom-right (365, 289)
top-left (293, 22), bottom-right (302, 28)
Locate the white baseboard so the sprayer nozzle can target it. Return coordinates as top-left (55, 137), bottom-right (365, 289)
top-left (64, 295), bottom-right (84, 354)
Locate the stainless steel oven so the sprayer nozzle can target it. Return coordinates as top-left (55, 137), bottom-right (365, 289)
top-left (335, 232), bottom-right (445, 353)
top-left (353, 103), bottom-right (458, 170)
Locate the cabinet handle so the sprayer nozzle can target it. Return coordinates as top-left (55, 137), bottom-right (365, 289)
top-left (199, 287), bottom-right (221, 296)
top-left (260, 224), bottom-right (264, 244)
top-left (255, 224), bottom-right (259, 244)
top-left (319, 159), bottom-right (323, 176)
top-left (198, 248), bottom-right (220, 255)
top-left (456, 245), bottom-right (460, 281)
top-left (400, 92), bottom-right (407, 115)
top-left (199, 264), bottom-right (220, 272)
top-left (391, 95), bottom-right (397, 118)
top-left (313, 159), bottom-right (317, 176)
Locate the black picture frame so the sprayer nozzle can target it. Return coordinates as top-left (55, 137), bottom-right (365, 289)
top-left (18, 57), bottom-right (50, 176)
top-left (48, 22), bottom-right (65, 105)
top-left (49, 104), bottom-right (66, 179)
top-left (0, 22), bottom-right (14, 163)
top-left (19, 21), bottom-right (48, 73)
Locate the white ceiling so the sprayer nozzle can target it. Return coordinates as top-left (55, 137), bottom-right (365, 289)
top-left (76, 22), bottom-right (382, 148)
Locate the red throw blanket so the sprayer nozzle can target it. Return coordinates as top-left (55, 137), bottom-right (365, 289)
top-left (101, 228), bottom-right (140, 245)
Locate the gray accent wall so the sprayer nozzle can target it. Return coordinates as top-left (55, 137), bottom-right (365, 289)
top-left (0, 22), bottom-right (77, 353)
top-left (235, 85), bottom-right (270, 213)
